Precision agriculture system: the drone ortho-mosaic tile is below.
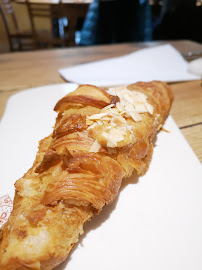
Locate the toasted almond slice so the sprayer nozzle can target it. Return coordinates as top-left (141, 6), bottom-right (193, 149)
top-left (107, 87), bottom-right (153, 116)
top-left (110, 121), bottom-right (117, 127)
top-left (88, 112), bottom-right (108, 120)
top-left (96, 120), bottom-right (103, 125)
top-left (108, 107), bottom-right (120, 116)
top-left (107, 138), bottom-right (117, 147)
top-left (102, 131), bottom-right (109, 139)
top-left (134, 102), bottom-right (148, 113)
top-left (107, 86), bottom-right (127, 96)
top-left (89, 140), bottom-right (101, 153)
top-left (109, 128), bottom-right (124, 143)
top-left (124, 102), bottom-right (134, 111)
top-left (123, 93), bottom-right (133, 104)
top-left (101, 116), bottom-right (111, 121)
top-left (105, 125), bottom-right (112, 130)
top-left (129, 111), bottom-right (142, 122)
top-left (116, 101), bottom-right (124, 112)
top-left (133, 92), bottom-right (148, 103)
top-left (86, 118), bottom-right (93, 126)
top-left (145, 102), bottom-right (153, 114)
top-left (126, 125), bottom-right (133, 131)
top-left (111, 114), bottom-right (126, 127)
top-left (87, 122), bottom-right (98, 130)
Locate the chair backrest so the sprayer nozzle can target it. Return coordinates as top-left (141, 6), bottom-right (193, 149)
top-left (25, 0), bottom-right (66, 45)
top-left (25, 0), bottom-right (62, 38)
top-left (0, 0), bottom-right (20, 50)
top-left (26, 1), bottom-right (51, 19)
top-left (25, 0), bottom-right (62, 19)
top-left (0, 0), bottom-right (20, 34)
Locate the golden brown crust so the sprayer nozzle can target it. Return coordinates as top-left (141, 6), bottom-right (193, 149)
top-left (0, 82), bottom-right (173, 270)
top-left (52, 114), bottom-right (87, 139)
top-left (41, 153), bottom-right (123, 213)
top-left (54, 95), bottom-right (110, 112)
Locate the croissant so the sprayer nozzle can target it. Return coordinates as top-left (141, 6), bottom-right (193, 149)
top-left (0, 81), bottom-right (173, 270)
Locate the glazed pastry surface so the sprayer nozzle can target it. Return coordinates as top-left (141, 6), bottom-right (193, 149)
top-left (0, 82), bottom-right (173, 270)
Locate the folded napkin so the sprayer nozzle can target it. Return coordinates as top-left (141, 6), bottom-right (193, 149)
top-left (59, 44), bottom-right (200, 86)
top-left (188, 57), bottom-right (202, 76)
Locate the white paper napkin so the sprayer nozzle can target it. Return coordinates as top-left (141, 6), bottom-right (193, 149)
top-left (188, 57), bottom-right (202, 76)
top-left (59, 44), bottom-right (200, 86)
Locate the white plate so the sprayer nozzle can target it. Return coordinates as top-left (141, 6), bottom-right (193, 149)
top-left (0, 83), bottom-right (202, 270)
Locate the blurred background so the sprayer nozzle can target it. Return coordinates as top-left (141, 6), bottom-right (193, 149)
top-left (0, 0), bottom-right (202, 54)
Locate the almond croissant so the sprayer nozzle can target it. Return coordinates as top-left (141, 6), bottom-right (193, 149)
top-left (0, 81), bottom-right (173, 270)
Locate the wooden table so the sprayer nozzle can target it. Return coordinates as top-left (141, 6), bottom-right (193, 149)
top-left (0, 40), bottom-right (202, 162)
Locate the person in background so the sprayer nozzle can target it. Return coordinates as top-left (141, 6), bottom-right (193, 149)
top-left (153, 0), bottom-right (202, 43)
top-left (79, 0), bottom-right (152, 45)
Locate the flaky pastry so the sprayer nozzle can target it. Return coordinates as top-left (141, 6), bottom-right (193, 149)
top-left (0, 81), bottom-right (173, 269)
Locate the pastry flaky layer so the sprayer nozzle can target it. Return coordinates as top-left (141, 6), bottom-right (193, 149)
top-left (0, 81), bottom-right (173, 270)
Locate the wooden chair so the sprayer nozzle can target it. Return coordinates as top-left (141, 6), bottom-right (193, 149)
top-left (0, 0), bottom-right (68, 52)
top-left (25, 0), bottom-right (68, 48)
top-left (0, 0), bottom-right (36, 51)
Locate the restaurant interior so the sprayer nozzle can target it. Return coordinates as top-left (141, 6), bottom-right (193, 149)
top-left (0, 0), bottom-right (202, 53)
top-left (0, 1), bottom-right (202, 270)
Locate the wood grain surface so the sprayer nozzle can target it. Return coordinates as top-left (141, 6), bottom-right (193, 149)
top-left (0, 40), bottom-right (202, 162)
